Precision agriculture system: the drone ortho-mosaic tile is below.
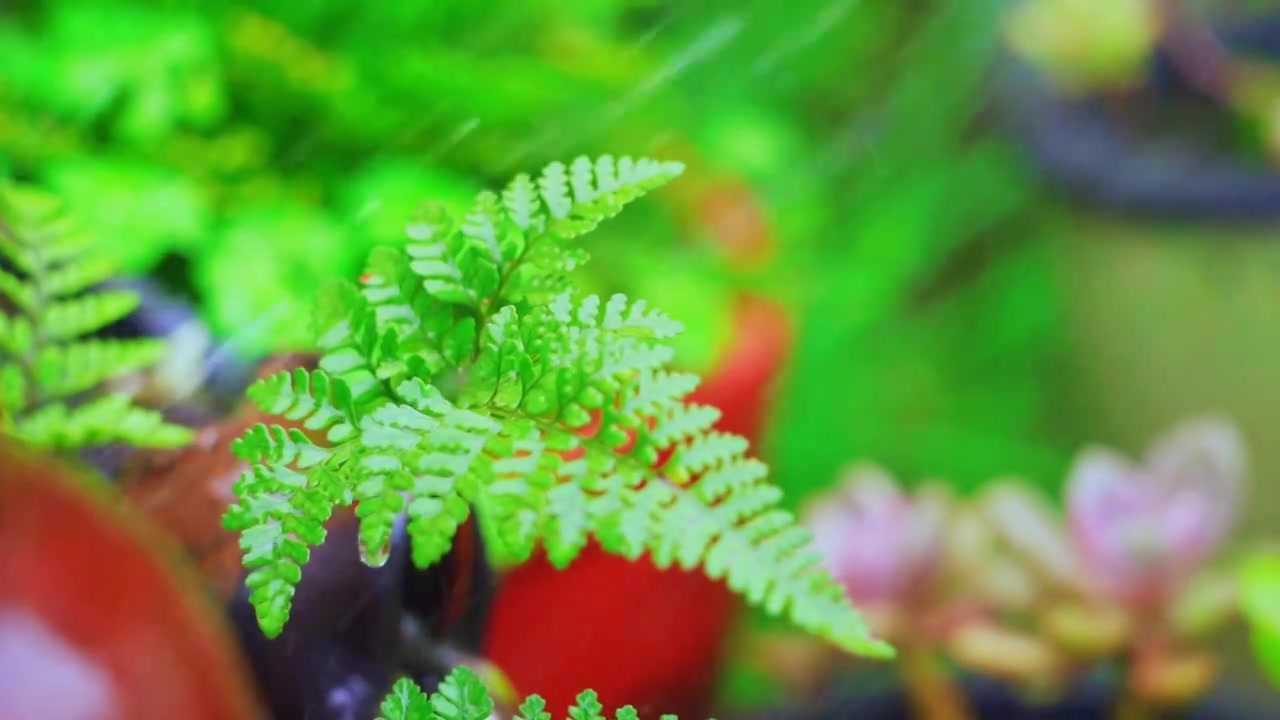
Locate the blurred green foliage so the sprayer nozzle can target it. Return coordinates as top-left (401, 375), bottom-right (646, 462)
top-left (0, 0), bottom-right (1069, 493)
top-left (766, 0), bottom-right (1069, 498)
top-left (1240, 554), bottom-right (1280, 689)
top-left (0, 0), bottom-right (1085, 712)
top-left (0, 0), bottom-right (760, 364)
top-left (716, 3), bottom-right (1071, 702)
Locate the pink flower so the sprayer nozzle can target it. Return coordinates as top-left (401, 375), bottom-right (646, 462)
top-left (804, 464), bottom-right (949, 607)
top-left (1066, 417), bottom-right (1247, 609)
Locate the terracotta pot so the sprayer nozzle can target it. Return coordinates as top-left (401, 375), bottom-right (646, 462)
top-left (0, 439), bottom-right (263, 720)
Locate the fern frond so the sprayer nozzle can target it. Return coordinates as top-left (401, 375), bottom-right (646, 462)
top-left (475, 422), bottom-right (560, 563)
top-left (360, 378), bottom-right (498, 569)
top-left (227, 154), bottom-right (892, 659)
top-left (249, 367), bottom-right (356, 437)
top-left (376, 669), bottom-right (684, 720)
top-left (0, 180), bottom-right (192, 453)
top-left (403, 155), bottom-right (684, 314)
top-left (425, 664), bottom-right (496, 720)
top-left (38, 290), bottom-right (140, 341)
top-left (11, 392), bottom-right (195, 451)
top-left (35, 337), bottom-right (168, 401)
top-left (43, 255), bottom-right (119, 298)
top-left (222, 457), bottom-right (337, 638)
top-left (377, 676), bottom-right (433, 720)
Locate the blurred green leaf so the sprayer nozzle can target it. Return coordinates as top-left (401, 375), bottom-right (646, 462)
top-left (41, 157), bottom-right (209, 273)
top-left (628, 251), bottom-right (736, 376)
top-left (1241, 554), bottom-right (1280, 689)
top-left (0, 0), bottom-right (1070, 523)
top-left (38, 3), bottom-right (225, 141)
top-left (196, 204), bottom-right (358, 356)
top-left (768, 0), bottom-right (1068, 501)
top-left (339, 159), bottom-right (481, 249)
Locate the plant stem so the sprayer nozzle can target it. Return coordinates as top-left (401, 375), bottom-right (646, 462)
top-left (1112, 683), bottom-right (1155, 720)
top-left (1113, 624), bottom-right (1161, 720)
top-left (900, 643), bottom-right (974, 720)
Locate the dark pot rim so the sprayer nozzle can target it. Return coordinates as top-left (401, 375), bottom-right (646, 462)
top-left (999, 14), bottom-right (1280, 223)
top-left (727, 672), bottom-right (1264, 720)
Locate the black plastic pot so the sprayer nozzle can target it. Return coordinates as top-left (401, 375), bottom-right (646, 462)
top-left (998, 13), bottom-right (1280, 537)
top-left (1004, 16), bottom-right (1280, 221)
top-left (732, 673), bottom-right (1260, 720)
top-left (228, 514), bottom-right (497, 720)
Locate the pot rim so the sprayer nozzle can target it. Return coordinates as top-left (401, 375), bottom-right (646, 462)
top-left (724, 670), bottom-right (1265, 719)
top-left (999, 15), bottom-right (1280, 223)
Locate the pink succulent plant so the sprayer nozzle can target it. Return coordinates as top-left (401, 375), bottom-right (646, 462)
top-left (1065, 417), bottom-right (1248, 610)
top-left (805, 464), bottom-right (949, 607)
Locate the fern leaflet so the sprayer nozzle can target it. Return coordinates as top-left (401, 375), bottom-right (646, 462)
top-left (376, 668), bottom-right (684, 720)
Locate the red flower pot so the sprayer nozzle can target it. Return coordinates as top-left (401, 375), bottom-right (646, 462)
top-left (483, 295), bottom-right (791, 718)
top-left (0, 440), bottom-right (263, 720)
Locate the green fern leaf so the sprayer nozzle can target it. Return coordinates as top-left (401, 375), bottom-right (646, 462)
top-left (406, 204), bottom-right (485, 308)
top-left (568, 690), bottom-right (605, 720)
top-left (0, 313), bottom-right (34, 357)
top-left (0, 180), bottom-right (192, 454)
top-left (222, 461), bottom-right (336, 638)
top-left (232, 423), bottom-right (333, 469)
top-left (227, 154), bottom-right (892, 659)
top-left (12, 393), bottom-right (194, 451)
top-left (540, 474), bottom-right (592, 566)
top-left (354, 380), bottom-right (496, 568)
top-left (375, 668), bottom-right (691, 720)
top-left (377, 677), bottom-right (433, 720)
top-left (248, 368), bottom-right (356, 439)
top-left (39, 290), bottom-right (139, 342)
top-left (0, 266), bottom-right (33, 311)
top-left (517, 695), bottom-right (552, 720)
top-left (429, 666), bottom-right (495, 720)
top-left (42, 255), bottom-right (118, 298)
top-left (35, 338), bottom-right (167, 401)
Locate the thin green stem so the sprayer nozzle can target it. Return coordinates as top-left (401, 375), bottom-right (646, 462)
top-left (900, 643), bottom-right (975, 720)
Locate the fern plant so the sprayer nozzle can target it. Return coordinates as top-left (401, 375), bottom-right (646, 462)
top-left (377, 667), bottom-right (689, 720)
top-left (0, 181), bottom-right (193, 452)
top-left (225, 154), bottom-right (892, 659)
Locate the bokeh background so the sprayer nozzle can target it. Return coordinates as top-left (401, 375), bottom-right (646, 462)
top-left (4, 0), bottom-right (1280, 715)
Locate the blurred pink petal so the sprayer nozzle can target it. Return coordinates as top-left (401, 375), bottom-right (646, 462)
top-left (1065, 418), bottom-right (1247, 607)
top-left (806, 464), bottom-right (947, 606)
top-left (1147, 417), bottom-right (1247, 560)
